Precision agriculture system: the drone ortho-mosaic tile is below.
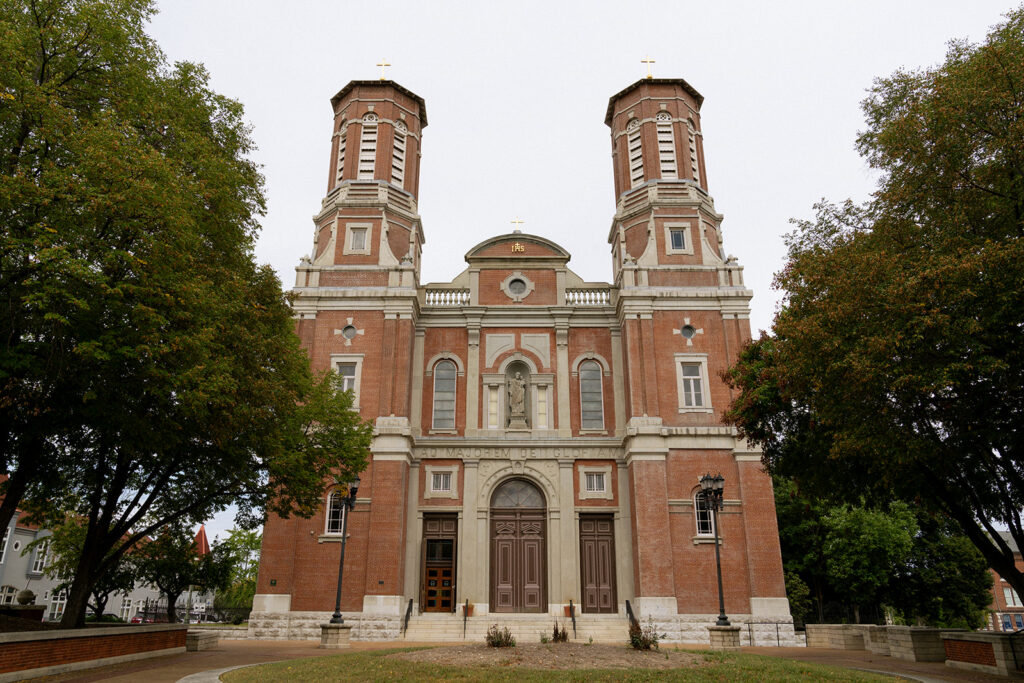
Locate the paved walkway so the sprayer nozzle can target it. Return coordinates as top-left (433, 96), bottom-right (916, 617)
top-left (37, 639), bottom-right (1015, 682)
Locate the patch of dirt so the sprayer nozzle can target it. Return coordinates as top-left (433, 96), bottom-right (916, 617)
top-left (390, 643), bottom-right (709, 670)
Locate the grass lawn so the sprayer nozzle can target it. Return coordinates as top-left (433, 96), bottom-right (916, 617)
top-left (221, 647), bottom-right (892, 682)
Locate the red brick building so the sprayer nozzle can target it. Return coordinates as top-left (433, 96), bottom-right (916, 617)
top-left (989, 532), bottom-right (1024, 632)
top-left (251, 76), bottom-right (793, 643)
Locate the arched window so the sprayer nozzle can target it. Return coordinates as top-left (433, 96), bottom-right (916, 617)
top-left (656, 112), bottom-right (677, 179)
top-left (325, 490), bottom-right (346, 535)
top-left (579, 360), bottom-right (604, 429)
top-left (357, 113), bottom-right (378, 180)
top-left (335, 125), bottom-right (347, 184)
top-left (627, 118), bottom-right (643, 187)
top-left (491, 479), bottom-right (545, 508)
top-left (694, 491), bottom-right (714, 536)
top-left (432, 360), bottom-right (457, 430)
top-left (391, 120), bottom-right (407, 186)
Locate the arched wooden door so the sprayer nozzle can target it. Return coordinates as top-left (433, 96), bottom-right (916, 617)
top-left (490, 479), bottom-right (547, 613)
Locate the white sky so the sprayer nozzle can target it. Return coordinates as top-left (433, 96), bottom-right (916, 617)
top-left (146, 1), bottom-right (1016, 540)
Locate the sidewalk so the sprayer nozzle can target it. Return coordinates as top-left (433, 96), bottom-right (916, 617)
top-left (41, 639), bottom-right (444, 683)
top-left (745, 646), bottom-right (1014, 682)
top-left (40, 640), bottom-right (1016, 682)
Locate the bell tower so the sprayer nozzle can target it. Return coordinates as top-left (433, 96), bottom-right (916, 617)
top-left (296, 80), bottom-right (427, 290)
top-left (605, 78), bottom-right (738, 285)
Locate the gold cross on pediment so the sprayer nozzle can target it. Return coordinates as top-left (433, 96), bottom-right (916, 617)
top-left (510, 217), bottom-right (524, 233)
top-left (377, 59), bottom-right (391, 80)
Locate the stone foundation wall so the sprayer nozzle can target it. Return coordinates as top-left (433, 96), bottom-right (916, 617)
top-left (942, 631), bottom-right (1018, 677)
top-left (640, 614), bottom-right (801, 647)
top-left (888, 626), bottom-right (963, 662)
top-left (248, 611), bottom-right (401, 641)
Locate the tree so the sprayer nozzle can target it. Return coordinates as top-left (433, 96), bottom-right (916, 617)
top-left (136, 527), bottom-right (231, 623)
top-left (773, 476), bottom-right (831, 622)
top-left (725, 7), bottom-right (1024, 599)
top-left (822, 503), bottom-right (917, 624)
top-left (213, 527), bottom-right (261, 615)
top-left (888, 515), bottom-right (993, 629)
top-left (0, 0), bottom-right (374, 627)
top-left (34, 517), bottom-right (138, 619)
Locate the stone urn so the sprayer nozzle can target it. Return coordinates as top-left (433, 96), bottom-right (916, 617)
top-left (16, 589), bottom-right (35, 605)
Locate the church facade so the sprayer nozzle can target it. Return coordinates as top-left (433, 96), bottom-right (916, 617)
top-left (250, 75), bottom-right (794, 644)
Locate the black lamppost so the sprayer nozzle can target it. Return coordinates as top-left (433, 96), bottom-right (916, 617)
top-left (330, 476), bottom-right (360, 625)
top-left (700, 472), bottom-right (730, 627)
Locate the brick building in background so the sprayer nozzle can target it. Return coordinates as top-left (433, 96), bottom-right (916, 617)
top-left (251, 75), bottom-right (794, 644)
top-left (989, 532), bottom-right (1024, 631)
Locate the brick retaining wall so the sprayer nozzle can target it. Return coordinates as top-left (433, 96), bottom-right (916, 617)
top-left (0, 624), bottom-right (186, 682)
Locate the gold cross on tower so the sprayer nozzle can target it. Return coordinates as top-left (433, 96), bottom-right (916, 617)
top-left (641, 55), bottom-right (656, 79)
top-left (510, 217), bottom-right (525, 233)
top-left (377, 58), bottom-right (391, 80)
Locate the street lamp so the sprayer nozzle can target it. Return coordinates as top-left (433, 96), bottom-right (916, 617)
top-left (699, 472), bottom-right (729, 627)
top-left (330, 476), bottom-right (360, 625)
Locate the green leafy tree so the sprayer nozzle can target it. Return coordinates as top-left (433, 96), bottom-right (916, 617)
top-left (773, 476), bottom-right (830, 622)
top-left (725, 7), bottom-right (1024, 599)
top-left (37, 518), bottom-right (138, 619)
top-left (0, 0), bottom-right (373, 627)
top-left (213, 527), bottom-right (261, 612)
top-left (822, 503), bottom-right (917, 623)
top-left (136, 527), bottom-right (231, 623)
top-left (888, 515), bottom-right (993, 629)
top-left (783, 570), bottom-right (814, 626)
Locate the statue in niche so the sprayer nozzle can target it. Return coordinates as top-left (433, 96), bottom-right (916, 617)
top-left (506, 368), bottom-right (530, 430)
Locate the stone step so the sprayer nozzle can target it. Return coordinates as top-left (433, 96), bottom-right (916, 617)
top-left (402, 614), bottom-right (630, 643)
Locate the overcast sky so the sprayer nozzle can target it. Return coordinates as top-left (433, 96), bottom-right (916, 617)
top-left (145, 1), bottom-right (1017, 540)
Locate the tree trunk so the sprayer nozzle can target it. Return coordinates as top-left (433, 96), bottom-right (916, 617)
top-left (60, 570), bottom-right (94, 628)
top-left (59, 525), bottom-right (111, 627)
top-left (165, 591), bottom-right (182, 623)
top-left (90, 592), bottom-right (109, 620)
top-left (814, 580), bottom-right (825, 622)
top-left (853, 604), bottom-right (861, 624)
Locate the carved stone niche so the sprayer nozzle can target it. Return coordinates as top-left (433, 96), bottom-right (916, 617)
top-left (505, 360), bottom-right (531, 430)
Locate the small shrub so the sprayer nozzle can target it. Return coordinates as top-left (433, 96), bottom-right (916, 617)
top-left (485, 624), bottom-right (516, 647)
top-left (539, 633), bottom-right (549, 644)
top-left (552, 621), bottom-right (568, 642)
top-left (629, 617), bottom-right (662, 650)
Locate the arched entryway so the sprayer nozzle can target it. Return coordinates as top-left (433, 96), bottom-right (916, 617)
top-left (490, 479), bottom-right (547, 613)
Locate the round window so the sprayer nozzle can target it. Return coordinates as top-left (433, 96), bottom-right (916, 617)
top-left (680, 325), bottom-right (697, 339)
top-left (508, 279), bottom-right (527, 295)
top-left (341, 325), bottom-right (357, 340)
top-left (12, 541), bottom-right (20, 551)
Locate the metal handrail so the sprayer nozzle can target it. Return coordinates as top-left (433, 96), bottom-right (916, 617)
top-left (625, 599), bottom-right (639, 630)
top-left (401, 598), bottom-right (413, 637)
top-left (569, 599), bottom-right (576, 639)
top-left (463, 598), bottom-right (469, 639)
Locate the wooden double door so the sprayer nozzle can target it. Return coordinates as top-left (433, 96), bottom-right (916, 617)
top-left (579, 515), bottom-right (617, 613)
top-left (422, 514), bottom-right (457, 613)
top-left (490, 508), bottom-right (547, 612)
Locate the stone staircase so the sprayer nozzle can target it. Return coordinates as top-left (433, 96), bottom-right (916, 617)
top-left (401, 612), bottom-right (630, 644)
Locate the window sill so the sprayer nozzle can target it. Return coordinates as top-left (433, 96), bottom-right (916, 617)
top-left (678, 408), bottom-right (714, 414)
top-left (579, 429), bottom-right (607, 435)
top-left (318, 534), bottom-right (351, 543)
top-left (429, 429), bottom-right (458, 435)
top-left (692, 536), bottom-right (721, 545)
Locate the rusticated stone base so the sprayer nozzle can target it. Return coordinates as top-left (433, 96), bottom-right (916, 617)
top-left (319, 623), bottom-right (352, 649)
top-left (248, 611), bottom-right (401, 641)
top-left (638, 614), bottom-right (802, 647)
top-left (708, 625), bottom-right (741, 649)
